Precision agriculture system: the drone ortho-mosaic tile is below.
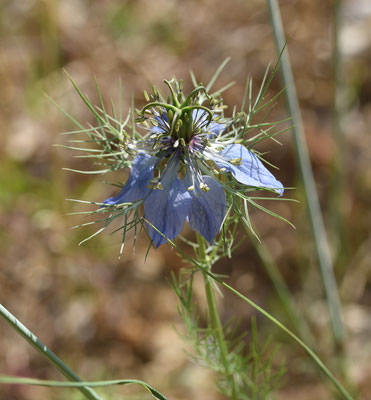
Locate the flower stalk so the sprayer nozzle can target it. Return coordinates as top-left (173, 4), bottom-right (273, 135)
top-left (197, 233), bottom-right (237, 399)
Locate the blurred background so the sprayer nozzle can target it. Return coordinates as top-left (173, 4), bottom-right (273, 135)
top-left (1, 0), bottom-right (371, 399)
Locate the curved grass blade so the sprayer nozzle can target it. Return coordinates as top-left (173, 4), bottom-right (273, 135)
top-left (0, 305), bottom-right (102, 400)
top-left (0, 376), bottom-right (168, 400)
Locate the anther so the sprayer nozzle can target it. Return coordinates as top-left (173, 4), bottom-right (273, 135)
top-left (143, 90), bottom-right (150, 102)
top-left (175, 120), bottom-right (182, 132)
top-left (230, 157), bottom-right (242, 166)
top-left (152, 86), bottom-right (159, 98)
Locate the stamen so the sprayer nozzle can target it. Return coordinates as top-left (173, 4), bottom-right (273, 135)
top-left (143, 90), bottom-right (150, 102)
top-left (229, 157), bottom-right (242, 166)
top-left (200, 183), bottom-right (210, 192)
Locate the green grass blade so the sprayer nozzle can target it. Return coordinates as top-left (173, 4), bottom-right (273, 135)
top-left (0, 376), bottom-right (168, 400)
top-left (266, 0), bottom-right (345, 344)
top-left (0, 305), bottom-right (103, 400)
top-left (206, 57), bottom-right (231, 91)
top-left (244, 225), bottom-right (317, 349)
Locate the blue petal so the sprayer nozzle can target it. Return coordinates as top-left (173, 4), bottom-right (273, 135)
top-left (192, 109), bottom-right (208, 125)
top-left (103, 154), bottom-right (158, 205)
top-left (207, 120), bottom-right (226, 137)
top-left (150, 125), bottom-right (166, 135)
top-left (192, 109), bottom-right (225, 137)
top-left (183, 173), bottom-right (226, 243)
top-left (214, 144), bottom-right (284, 195)
top-left (144, 157), bottom-right (192, 247)
top-left (150, 114), bottom-right (169, 135)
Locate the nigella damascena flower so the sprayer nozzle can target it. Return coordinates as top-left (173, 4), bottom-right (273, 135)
top-left (103, 80), bottom-right (283, 247)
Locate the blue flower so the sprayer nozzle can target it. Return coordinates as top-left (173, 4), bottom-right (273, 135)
top-left (103, 83), bottom-right (283, 247)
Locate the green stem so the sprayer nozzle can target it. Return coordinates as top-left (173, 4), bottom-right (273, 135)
top-left (266, 0), bottom-right (345, 344)
top-left (164, 80), bottom-right (181, 107)
top-left (196, 233), bottom-right (237, 399)
top-left (180, 86), bottom-right (210, 107)
top-left (140, 101), bottom-right (179, 115)
top-left (0, 304), bottom-right (103, 400)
